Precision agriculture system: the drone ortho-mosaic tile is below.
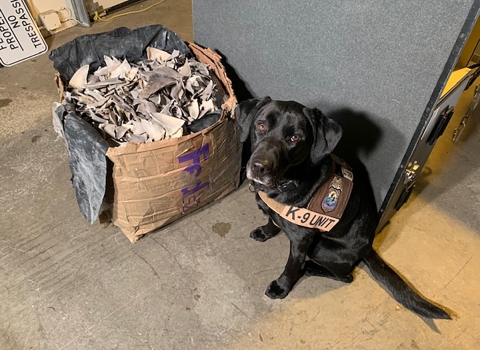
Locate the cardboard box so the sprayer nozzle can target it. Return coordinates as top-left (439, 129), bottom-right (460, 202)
top-left (106, 43), bottom-right (240, 242)
top-left (51, 27), bottom-right (241, 242)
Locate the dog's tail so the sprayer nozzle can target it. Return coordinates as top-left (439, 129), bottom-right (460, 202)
top-left (363, 249), bottom-right (451, 319)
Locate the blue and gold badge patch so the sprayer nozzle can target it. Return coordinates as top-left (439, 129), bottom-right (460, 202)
top-left (322, 176), bottom-right (343, 213)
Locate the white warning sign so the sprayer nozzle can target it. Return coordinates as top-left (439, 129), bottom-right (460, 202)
top-left (0, 0), bottom-right (48, 67)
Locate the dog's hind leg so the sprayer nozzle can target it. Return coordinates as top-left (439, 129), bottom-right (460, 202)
top-left (304, 260), bottom-right (353, 283)
top-left (250, 218), bottom-right (281, 242)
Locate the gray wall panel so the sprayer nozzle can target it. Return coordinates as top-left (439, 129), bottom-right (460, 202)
top-left (193, 0), bottom-right (475, 210)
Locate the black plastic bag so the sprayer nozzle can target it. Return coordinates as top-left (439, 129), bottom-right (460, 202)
top-left (50, 25), bottom-right (191, 80)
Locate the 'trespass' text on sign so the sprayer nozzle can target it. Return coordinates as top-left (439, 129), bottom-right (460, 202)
top-left (0, 0), bottom-right (48, 67)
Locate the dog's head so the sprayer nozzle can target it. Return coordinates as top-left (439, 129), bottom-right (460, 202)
top-left (236, 97), bottom-right (342, 188)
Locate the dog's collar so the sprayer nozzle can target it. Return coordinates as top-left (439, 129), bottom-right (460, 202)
top-left (257, 155), bottom-right (354, 232)
top-left (276, 180), bottom-right (298, 191)
top-left (248, 180), bottom-right (298, 193)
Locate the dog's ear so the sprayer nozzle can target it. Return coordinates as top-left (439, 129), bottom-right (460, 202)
top-left (304, 107), bottom-right (343, 164)
top-left (235, 97), bottom-right (272, 142)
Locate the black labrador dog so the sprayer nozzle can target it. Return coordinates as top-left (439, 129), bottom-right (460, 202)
top-left (237, 97), bottom-right (450, 319)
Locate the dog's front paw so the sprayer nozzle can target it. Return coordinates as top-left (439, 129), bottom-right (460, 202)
top-left (265, 280), bottom-right (290, 299)
top-left (250, 227), bottom-right (270, 242)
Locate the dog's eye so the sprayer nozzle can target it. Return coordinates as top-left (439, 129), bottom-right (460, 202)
top-left (256, 123), bottom-right (266, 132)
top-left (289, 134), bottom-right (301, 142)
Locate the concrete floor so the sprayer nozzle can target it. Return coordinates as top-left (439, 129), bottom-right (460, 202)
top-left (1, 0), bottom-right (479, 349)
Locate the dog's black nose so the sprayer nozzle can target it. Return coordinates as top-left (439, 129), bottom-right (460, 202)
top-left (252, 161), bottom-right (266, 176)
top-left (251, 160), bottom-right (269, 177)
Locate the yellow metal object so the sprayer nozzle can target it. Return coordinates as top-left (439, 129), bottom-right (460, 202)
top-left (456, 18), bottom-right (480, 69)
top-left (441, 67), bottom-right (471, 98)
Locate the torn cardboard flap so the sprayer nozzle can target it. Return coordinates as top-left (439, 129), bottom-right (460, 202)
top-left (187, 43), bottom-right (237, 114)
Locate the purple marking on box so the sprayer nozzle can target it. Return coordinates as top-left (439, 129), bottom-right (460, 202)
top-left (178, 143), bottom-right (210, 211)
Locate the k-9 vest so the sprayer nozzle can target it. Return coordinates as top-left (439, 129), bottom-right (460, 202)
top-left (258, 155), bottom-right (353, 232)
